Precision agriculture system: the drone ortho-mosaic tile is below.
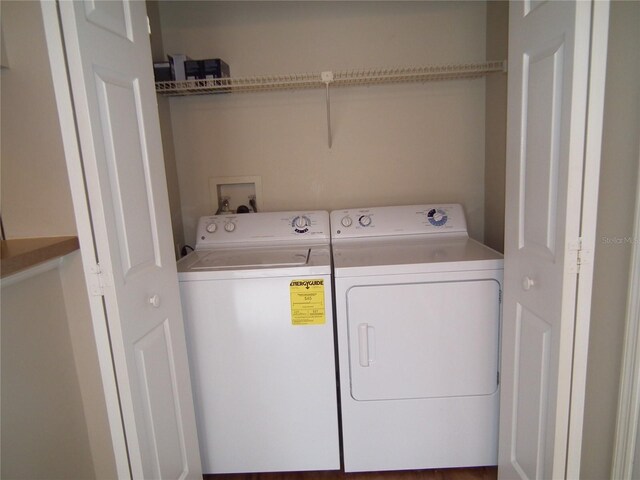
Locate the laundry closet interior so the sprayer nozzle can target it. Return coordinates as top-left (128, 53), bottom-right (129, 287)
top-left (152, 0), bottom-right (508, 475)
top-left (147, 1), bottom-right (508, 254)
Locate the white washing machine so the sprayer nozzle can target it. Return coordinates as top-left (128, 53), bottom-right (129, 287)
top-left (177, 211), bottom-right (340, 474)
top-left (331, 204), bottom-right (503, 472)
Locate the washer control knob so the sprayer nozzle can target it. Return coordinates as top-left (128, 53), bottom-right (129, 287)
top-left (341, 216), bottom-right (353, 227)
top-left (224, 222), bottom-right (236, 232)
top-left (205, 223), bottom-right (217, 233)
top-left (293, 216), bottom-right (309, 229)
top-left (359, 215), bottom-right (372, 227)
top-left (292, 215), bottom-right (310, 234)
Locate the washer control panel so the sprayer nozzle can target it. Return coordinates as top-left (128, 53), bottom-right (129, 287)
top-left (195, 210), bottom-right (330, 248)
top-left (331, 204), bottom-right (467, 239)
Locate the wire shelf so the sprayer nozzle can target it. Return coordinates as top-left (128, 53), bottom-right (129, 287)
top-left (156, 60), bottom-right (507, 147)
top-left (155, 61), bottom-right (506, 96)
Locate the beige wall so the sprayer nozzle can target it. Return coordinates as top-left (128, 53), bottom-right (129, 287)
top-left (157, 1), bottom-right (489, 245)
top-left (60, 253), bottom-right (118, 480)
top-left (147, 0), bottom-right (186, 257)
top-left (0, 0), bottom-right (75, 238)
top-left (484, 1), bottom-right (508, 253)
top-left (581, 1), bottom-right (640, 478)
top-left (1, 264), bottom-right (94, 480)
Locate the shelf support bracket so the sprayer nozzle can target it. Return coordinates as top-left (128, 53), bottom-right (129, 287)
top-left (321, 71), bottom-right (334, 148)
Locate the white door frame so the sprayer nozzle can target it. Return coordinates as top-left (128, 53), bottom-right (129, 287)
top-left (611, 138), bottom-right (640, 479)
top-left (566, 1), bottom-right (611, 476)
top-left (40, 1), bottom-right (130, 477)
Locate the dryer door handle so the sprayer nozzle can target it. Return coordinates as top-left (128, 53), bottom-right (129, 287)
top-left (358, 323), bottom-right (375, 367)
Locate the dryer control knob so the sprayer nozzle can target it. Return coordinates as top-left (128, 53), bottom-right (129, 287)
top-left (427, 208), bottom-right (448, 226)
top-left (341, 216), bottom-right (353, 227)
top-left (206, 223), bottom-right (217, 233)
top-left (359, 215), bottom-right (372, 227)
top-left (224, 222), bottom-right (236, 232)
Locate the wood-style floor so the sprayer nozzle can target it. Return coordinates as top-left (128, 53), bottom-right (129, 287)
top-left (206, 467), bottom-right (497, 480)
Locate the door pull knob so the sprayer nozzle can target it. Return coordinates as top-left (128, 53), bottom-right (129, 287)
top-left (149, 294), bottom-right (161, 308)
top-left (522, 276), bottom-right (536, 291)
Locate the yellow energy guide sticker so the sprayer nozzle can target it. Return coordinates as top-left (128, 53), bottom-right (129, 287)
top-left (290, 279), bottom-right (326, 325)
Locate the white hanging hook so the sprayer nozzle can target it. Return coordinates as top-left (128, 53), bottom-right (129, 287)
top-left (321, 71), bottom-right (334, 148)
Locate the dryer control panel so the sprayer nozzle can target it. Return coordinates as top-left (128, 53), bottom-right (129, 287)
top-left (195, 210), bottom-right (330, 249)
top-left (331, 204), bottom-right (468, 239)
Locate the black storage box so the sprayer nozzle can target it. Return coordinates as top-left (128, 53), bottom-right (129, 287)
top-left (185, 60), bottom-right (203, 80)
top-left (201, 58), bottom-right (230, 79)
top-left (153, 62), bottom-right (172, 82)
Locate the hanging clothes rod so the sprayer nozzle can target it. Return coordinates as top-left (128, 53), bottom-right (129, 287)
top-left (156, 60), bottom-right (507, 148)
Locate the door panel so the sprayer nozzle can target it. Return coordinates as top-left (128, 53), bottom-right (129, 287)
top-left (512, 305), bottom-right (551, 479)
top-left (94, 70), bottom-right (160, 276)
top-left (134, 320), bottom-right (188, 478)
top-left (347, 280), bottom-right (501, 401)
top-left (56, 0), bottom-right (202, 477)
top-left (521, 39), bottom-right (564, 258)
top-left (524, 1), bottom-right (547, 17)
top-left (499, 1), bottom-right (595, 478)
top-left (83, 0), bottom-right (132, 41)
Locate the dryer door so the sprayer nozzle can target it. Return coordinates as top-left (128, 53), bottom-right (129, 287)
top-left (347, 279), bottom-right (500, 401)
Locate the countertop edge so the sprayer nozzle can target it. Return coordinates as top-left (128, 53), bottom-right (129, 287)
top-left (1, 236), bottom-right (80, 279)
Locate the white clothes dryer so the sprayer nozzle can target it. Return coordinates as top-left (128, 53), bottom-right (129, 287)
top-left (177, 211), bottom-right (339, 474)
top-left (331, 204), bottom-right (503, 472)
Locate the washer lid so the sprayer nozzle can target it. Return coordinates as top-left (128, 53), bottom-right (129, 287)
top-left (190, 248), bottom-right (310, 270)
top-left (177, 244), bottom-right (331, 280)
top-left (332, 236), bottom-right (503, 277)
